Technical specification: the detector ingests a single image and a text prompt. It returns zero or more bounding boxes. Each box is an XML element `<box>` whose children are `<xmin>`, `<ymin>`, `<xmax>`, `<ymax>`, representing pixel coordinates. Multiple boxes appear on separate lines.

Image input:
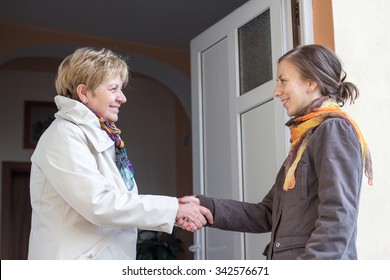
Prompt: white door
<box><xmin>190</xmin><ymin>0</ymin><xmax>293</xmax><ymax>259</ymax></box>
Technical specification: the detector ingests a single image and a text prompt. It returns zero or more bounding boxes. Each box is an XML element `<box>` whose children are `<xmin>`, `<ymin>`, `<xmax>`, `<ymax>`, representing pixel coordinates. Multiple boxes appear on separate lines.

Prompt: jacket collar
<box><xmin>54</xmin><ymin>95</ymin><xmax>113</xmax><ymax>152</ymax></box>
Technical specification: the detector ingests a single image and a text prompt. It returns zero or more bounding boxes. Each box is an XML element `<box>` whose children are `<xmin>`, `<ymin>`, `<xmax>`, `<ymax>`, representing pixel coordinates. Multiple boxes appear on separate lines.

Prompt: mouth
<box><xmin>110</xmin><ymin>106</ymin><xmax>120</xmax><ymax>113</ymax></box>
<box><xmin>281</xmin><ymin>98</ymin><xmax>289</xmax><ymax>107</ymax></box>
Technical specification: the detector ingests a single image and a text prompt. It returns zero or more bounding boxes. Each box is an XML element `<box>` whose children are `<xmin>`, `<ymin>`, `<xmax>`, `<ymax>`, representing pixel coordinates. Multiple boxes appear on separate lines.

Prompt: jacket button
<box><xmin>275</xmin><ymin>242</ymin><xmax>280</xmax><ymax>247</ymax></box>
<box><xmin>88</xmin><ymin>253</ymin><xmax>93</xmax><ymax>259</ymax></box>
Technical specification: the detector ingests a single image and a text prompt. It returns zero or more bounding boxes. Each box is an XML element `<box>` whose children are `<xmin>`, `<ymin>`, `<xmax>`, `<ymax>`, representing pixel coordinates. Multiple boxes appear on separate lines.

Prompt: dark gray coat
<box><xmin>198</xmin><ymin>118</ymin><xmax>363</xmax><ymax>259</ymax></box>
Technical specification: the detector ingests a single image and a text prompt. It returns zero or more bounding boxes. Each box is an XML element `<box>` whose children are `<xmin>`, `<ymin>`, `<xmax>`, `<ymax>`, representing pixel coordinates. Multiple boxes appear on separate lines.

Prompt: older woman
<box><xmin>28</xmin><ymin>47</ymin><xmax>212</xmax><ymax>260</ymax></box>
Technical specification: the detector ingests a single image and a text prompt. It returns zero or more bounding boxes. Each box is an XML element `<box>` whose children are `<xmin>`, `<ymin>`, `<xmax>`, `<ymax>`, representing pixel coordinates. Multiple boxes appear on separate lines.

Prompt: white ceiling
<box><xmin>1</xmin><ymin>0</ymin><xmax>249</xmax><ymax>50</ymax></box>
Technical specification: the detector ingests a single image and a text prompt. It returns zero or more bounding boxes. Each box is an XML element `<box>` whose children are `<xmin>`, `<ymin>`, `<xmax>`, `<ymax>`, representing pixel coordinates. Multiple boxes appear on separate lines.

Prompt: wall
<box><xmin>332</xmin><ymin>0</ymin><xmax>390</xmax><ymax>259</ymax></box>
<box><xmin>0</xmin><ymin>23</ymin><xmax>190</xmax><ymax>77</ymax></box>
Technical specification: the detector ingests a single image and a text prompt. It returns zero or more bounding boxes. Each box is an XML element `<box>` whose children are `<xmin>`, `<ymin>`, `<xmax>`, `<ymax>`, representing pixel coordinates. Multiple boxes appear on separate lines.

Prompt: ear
<box><xmin>307</xmin><ymin>80</ymin><xmax>318</xmax><ymax>93</ymax></box>
<box><xmin>76</xmin><ymin>84</ymin><xmax>88</xmax><ymax>104</ymax></box>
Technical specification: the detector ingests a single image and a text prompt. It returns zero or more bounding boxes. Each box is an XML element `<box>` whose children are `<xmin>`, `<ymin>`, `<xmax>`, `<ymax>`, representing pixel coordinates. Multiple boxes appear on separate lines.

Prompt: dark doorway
<box><xmin>1</xmin><ymin>161</ymin><xmax>31</xmax><ymax>259</ymax></box>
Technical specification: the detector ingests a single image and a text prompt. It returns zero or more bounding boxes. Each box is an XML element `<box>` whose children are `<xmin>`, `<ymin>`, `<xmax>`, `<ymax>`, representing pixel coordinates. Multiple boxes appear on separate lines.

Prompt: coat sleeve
<box><xmin>298</xmin><ymin>118</ymin><xmax>363</xmax><ymax>259</ymax></box>
<box><xmin>197</xmin><ymin>186</ymin><xmax>273</xmax><ymax>233</ymax></box>
<box><xmin>31</xmin><ymin>121</ymin><xmax>178</xmax><ymax>233</ymax></box>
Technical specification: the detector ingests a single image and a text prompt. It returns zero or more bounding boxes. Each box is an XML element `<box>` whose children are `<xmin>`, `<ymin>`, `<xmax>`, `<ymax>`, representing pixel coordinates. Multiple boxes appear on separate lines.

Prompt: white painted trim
<box><xmin>299</xmin><ymin>0</ymin><xmax>314</xmax><ymax>45</ymax></box>
<box><xmin>189</xmin><ymin>46</ymin><xmax>205</xmax><ymax>260</ymax></box>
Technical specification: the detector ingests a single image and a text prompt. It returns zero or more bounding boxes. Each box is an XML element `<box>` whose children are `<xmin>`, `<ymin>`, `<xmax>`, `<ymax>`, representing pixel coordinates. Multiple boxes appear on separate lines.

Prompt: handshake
<box><xmin>175</xmin><ymin>196</ymin><xmax>214</xmax><ymax>232</ymax></box>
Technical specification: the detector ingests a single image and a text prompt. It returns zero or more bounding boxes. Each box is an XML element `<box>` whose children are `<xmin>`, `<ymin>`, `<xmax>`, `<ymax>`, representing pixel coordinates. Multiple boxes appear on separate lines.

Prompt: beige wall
<box><xmin>312</xmin><ymin>0</ymin><xmax>390</xmax><ymax>259</ymax></box>
<box><xmin>0</xmin><ymin>22</ymin><xmax>190</xmax><ymax>76</ymax></box>
<box><xmin>332</xmin><ymin>0</ymin><xmax>390</xmax><ymax>259</ymax></box>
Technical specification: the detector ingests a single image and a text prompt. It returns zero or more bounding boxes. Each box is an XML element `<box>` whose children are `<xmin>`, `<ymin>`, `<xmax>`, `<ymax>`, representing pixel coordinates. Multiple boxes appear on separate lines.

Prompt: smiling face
<box><xmin>77</xmin><ymin>75</ymin><xmax>126</xmax><ymax>123</ymax></box>
<box><xmin>274</xmin><ymin>60</ymin><xmax>321</xmax><ymax>117</ymax></box>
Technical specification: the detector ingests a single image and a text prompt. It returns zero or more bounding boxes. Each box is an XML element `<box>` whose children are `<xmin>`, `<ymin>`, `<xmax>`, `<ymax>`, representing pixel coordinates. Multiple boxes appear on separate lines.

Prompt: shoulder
<box><xmin>49</xmin><ymin>118</ymin><xmax>86</xmax><ymax>139</ymax></box>
<box><xmin>37</xmin><ymin>119</ymin><xmax>88</xmax><ymax>151</ymax></box>
<box><xmin>317</xmin><ymin>117</ymin><xmax>353</xmax><ymax>131</ymax></box>
<box><xmin>32</xmin><ymin>119</ymin><xmax>89</xmax><ymax>164</ymax></box>
<box><xmin>308</xmin><ymin>117</ymin><xmax>361</xmax><ymax>159</ymax></box>
<box><xmin>312</xmin><ymin>118</ymin><xmax>358</xmax><ymax>143</ymax></box>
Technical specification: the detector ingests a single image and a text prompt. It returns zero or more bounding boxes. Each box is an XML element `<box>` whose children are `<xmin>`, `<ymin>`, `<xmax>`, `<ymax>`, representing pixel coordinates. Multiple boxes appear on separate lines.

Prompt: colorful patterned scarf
<box><xmin>283</xmin><ymin>96</ymin><xmax>373</xmax><ymax>191</ymax></box>
<box><xmin>96</xmin><ymin>115</ymin><xmax>135</xmax><ymax>191</ymax></box>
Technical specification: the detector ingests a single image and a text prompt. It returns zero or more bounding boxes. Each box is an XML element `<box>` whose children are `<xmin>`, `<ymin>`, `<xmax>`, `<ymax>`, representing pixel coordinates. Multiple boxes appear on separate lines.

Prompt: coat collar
<box><xmin>54</xmin><ymin>95</ymin><xmax>113</xmax><ymax>152</ymax></box>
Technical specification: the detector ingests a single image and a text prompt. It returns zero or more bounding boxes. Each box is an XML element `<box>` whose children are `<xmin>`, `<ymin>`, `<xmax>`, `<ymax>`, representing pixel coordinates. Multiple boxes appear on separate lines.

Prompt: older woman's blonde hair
<box><xmin>55</xmin><ymin>47</ymin><xmax>129</xmax><ymax>100</ymax></box>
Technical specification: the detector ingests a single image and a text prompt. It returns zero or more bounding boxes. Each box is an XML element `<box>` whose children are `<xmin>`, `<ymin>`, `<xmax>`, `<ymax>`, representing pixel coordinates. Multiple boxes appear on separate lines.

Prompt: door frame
<box><xmin>1</xmin><ymin>161</ymin><xmax>32</xmax><ymax>259</ymax></box>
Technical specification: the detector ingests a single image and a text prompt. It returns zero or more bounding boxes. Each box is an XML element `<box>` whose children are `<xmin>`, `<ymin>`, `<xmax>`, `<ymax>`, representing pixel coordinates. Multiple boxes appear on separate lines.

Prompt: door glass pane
<box><xmin>238</xmin><ymin>9</ymin><xmax>272</xmax><ymax>95</ymax></box>
<box><xmin>241</xmin><ymin>100</ymin><xmax>276</xmax><ymax>259</ymax></box>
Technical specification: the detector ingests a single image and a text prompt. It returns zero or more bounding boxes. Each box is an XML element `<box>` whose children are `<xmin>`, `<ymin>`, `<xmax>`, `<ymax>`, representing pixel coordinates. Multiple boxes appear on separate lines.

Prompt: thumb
<box><xmin>200</xmin><ymin>206</ymin><xmax>214</xmax><ymax>225</ymax></box>
<box><xmin>179</xmin><ymin>195</ymin><xmax>199</xmax><ymax>204</ymax></box>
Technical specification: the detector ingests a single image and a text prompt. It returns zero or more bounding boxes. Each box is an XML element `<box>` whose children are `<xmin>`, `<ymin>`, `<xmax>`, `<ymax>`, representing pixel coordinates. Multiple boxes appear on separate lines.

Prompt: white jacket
<box><xmin>28</xmin><ymin>96</ymin><xmax>179</xmax><ymax>260</ymax></box>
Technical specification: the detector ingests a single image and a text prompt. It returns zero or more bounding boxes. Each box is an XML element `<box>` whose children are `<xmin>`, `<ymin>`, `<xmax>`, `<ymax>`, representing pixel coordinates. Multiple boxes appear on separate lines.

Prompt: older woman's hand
<box><xmin>175</xmin><ymin>200</ymin><xmax>213</xmax><ymax>232</ymax></box>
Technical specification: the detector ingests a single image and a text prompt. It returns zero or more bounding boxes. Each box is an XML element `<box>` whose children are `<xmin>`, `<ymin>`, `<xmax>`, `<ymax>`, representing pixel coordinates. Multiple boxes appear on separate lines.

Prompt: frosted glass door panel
<box><xmin>241</xmin><ymin>99</ymin><xmax>277</xmax><ymax>259</ymax></box>
<box><xmin>201</xmin><ymin>38</ymin><xmax>240</xmax><ymax>259</ymax></box>
<box><xmin>238</xmin><ymin>9</ymin><xmax>272</xmax><ymax>95</ymax></box>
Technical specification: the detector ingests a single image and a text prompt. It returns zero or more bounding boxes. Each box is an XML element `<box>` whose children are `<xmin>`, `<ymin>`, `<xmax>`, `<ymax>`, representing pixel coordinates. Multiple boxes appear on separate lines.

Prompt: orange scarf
<box><xmin>283</xmin><ymin>97</ymin><xmax>373</xmax><ymax>191</ymax></box>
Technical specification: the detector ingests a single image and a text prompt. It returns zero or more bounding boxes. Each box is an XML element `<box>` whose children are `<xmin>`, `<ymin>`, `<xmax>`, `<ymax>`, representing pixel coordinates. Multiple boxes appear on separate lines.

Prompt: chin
<box><xmin>104</xmin><ymin>113</ymin><xmax>117</xmax><ymax>122</ymax></box>
<box><xmin>286</xmin><ymin>107</ymin><xmax>299</xmax><ymax>117</ymax></box>
<box><xmin>107</xmin><ymin>119</ymin><xmax>118</xmax><ymax>124</ymax></box>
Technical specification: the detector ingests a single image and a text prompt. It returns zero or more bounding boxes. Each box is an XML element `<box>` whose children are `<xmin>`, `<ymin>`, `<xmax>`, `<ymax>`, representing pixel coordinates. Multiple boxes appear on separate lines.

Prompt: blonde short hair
<box><xmin>55</xmin><ymin>47</ymin><xmax>129</xmax><ymax>100</ymax></box>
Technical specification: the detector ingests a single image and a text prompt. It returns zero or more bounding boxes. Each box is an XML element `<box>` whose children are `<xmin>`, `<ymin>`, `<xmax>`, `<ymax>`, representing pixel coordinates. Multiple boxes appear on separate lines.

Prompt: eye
<box><xmin>109</xmin><ymin>86</ymin><xmax>118</xmax><ymax>93</ymax></box>
<box><xmin>276</xmin><ymin>78</ymin><xmax>286</xmax><ymax>85</ymax></box>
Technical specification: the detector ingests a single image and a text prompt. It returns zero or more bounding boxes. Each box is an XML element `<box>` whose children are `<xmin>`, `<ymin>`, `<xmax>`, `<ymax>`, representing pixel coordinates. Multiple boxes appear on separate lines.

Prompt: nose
<box><xmin>116</xmin><ymin>90</ymin><xmax>127</xmax><ymax>103</ymax></box>
<box><xmin>273</xmin><ymin>82</ymin><xmax>282</xmax><ymax>98</ymax></box>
